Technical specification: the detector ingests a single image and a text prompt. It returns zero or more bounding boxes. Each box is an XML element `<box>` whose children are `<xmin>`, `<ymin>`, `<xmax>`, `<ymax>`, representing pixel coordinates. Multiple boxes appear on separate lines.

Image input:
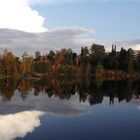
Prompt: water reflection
<box><xmin>0</xmin><ymin>93</ymin><xmax>89</xmax><ymax>117</ymax></box>
<box><xmin>0</xmin><ymin>78</ymin><xmax>140</xmax><ymax>106</ymax></box>
<box><xmin>0</xmin><ymin>78</ymin><xmax>140</xmax><ymax>140</ymax></box>
<box><xmin>0</xmin><ymin>111</ymin><xmax>44</xmax><ymax>140</ymax></box>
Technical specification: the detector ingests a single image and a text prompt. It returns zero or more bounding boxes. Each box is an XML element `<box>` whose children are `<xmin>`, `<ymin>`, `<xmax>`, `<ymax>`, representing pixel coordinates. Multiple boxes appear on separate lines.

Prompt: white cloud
<box><xmin>0</xmin><ymin>111</ymin><xmax>44</xmax><ymax>140</ymax></box>
<box><xmin>0</xmin><ymin>27</ymin><xmax>95</xmax><ymax>55</ymax></box>
<box><xmin>0</xmin><ymin>0</ymin><xmax>47</xmax><ymax>33</ymax></box>
<box><xmin>28</xmin><ymin>0</ymin><xmax>84</xmax><ymax>5</ymax></box>
<box><xmin>27</xmin><ymin>0</ymin><xmax>115</xmax><ymax>5</ymax></box>
<box><xmin>133</xmin><ymin>44</ymin><xmax>140</xmax><ymax>50</ymax></box>
<box><xmin>114</xmin><ymin>39</ymin><xmax>140</xmax><ymax>50</ymax></box>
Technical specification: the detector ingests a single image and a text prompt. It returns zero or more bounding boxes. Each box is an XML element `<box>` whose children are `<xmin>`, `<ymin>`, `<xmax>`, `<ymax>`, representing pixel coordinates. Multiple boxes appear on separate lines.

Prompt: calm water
<box><xmin>0</xmin><ymin>78</ymin><xmax>140</xmax><ymax>140</ymax></box>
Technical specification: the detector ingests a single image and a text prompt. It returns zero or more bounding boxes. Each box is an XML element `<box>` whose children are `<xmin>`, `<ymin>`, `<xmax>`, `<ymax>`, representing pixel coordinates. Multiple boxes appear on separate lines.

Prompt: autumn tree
<box><xmin>33</xmin><ymin>62</ymin><xmax>50</xmax><ymax>73</ymax></box>
<box><xmin>2</xmin><ymin>51</ymin><xmax>17</xmax><ymax>75</ymax></box>
<box><xmin>0</xmin><ymin>62</ymin><xmax>5</xmax><ymax>75</ymax></box>
<box><xmin>62</xmin><ymin>49</ymin><xmax>73</xmax><ymax>65</ymax></box>
<box><xmin>19</xmin><ymin>52</ymin><xmax>33</xmax><ymax>75</ymax></box>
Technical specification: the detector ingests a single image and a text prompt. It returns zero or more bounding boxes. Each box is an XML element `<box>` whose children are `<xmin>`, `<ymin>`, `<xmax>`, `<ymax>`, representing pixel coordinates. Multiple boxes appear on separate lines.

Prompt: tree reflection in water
<box><xmin>0</xmin><ymin>77</ymin><xmax>140</xmax><ymax>106</ymax></box>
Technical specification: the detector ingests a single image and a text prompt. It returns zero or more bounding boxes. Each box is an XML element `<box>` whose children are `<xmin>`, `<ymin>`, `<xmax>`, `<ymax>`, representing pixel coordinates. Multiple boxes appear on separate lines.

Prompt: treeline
<box><xmin>0</xmin><ymin>43</ymin><xmax>140</xmax><ymax>78</ymax></box>
<box><xmin>81</xmin><ymin>44</ymin><xmax>140</xmax><ymax>72</ymax></box>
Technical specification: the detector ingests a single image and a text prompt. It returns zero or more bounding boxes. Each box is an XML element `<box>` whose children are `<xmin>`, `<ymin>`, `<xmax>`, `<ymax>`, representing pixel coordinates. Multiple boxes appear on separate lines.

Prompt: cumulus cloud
<box><xmin>0</xmin><ymin>27</ymin><xmax>95</xmax><ymax>55</ymax></box>
<box><xmin>0</xmin><ymin>111</ymin><xmax>44</xmax><ymax>140</ymax></box>
<box><xmin>0</xmin><ymin>0</ymin><xmax>46</xmax><ymax>33</ymax></box>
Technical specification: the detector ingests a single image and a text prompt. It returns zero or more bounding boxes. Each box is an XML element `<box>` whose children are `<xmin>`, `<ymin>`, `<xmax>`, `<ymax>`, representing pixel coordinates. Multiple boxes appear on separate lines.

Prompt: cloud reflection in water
<box><xmin>0</xmin><ymin>111</ymin><xmax>44</xmax><ymax>140</ymax></box>
<box><xmin>0</xmin><ymin>93</ymin><xmax>90</xmax><ymax>117</ymax></box>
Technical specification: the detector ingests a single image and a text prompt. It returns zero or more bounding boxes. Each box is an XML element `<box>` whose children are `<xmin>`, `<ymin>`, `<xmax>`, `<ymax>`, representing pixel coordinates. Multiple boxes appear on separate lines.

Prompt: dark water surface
<box><xmin>0</xmin><ymin>79</ymin><xmax>140</xmax><ymax>140</ymax></box>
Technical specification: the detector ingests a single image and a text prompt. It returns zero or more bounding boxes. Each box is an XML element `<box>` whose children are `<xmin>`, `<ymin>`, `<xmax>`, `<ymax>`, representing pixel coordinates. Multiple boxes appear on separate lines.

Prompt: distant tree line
<box><xmin>0</xmin><ymin>43</ymin><xmax>140</xmax><ymax>78</ymax></box>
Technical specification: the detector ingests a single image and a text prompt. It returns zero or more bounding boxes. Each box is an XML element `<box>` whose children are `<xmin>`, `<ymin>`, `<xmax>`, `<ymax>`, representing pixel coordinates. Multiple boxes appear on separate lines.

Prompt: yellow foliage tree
<box><xmin>2</xmin><ymin>51</ymin><xmax>17</xmax><ymax>75</ymax></box>
<box><xmin>20</xmin><ymin>52</ymin><xmax>33</xmax><ymax>74</ymax></box>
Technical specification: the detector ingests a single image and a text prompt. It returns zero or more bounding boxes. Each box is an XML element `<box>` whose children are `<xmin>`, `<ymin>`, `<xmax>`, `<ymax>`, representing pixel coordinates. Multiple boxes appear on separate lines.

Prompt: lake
<box><xmin>0</xmin><ymin>78</ymin><xmax>140</xmax><ymax>140</ymax></box>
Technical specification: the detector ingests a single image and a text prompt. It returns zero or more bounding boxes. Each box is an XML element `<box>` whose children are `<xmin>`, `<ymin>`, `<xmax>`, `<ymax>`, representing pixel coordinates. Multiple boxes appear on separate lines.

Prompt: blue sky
<box><xmin>31</xmin><ymin>0</ymin><xmax>140</xmax><ymax>41</ymax></box>
<box><xmin>0</xmin><ymin>0</ymin><xmax>140</xmax><ymax>54</ymax></box>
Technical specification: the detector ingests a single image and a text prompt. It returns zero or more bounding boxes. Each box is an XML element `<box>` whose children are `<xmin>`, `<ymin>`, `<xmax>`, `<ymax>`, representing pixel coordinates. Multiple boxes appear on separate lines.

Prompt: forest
<box><xmin>0</xmin><ymin>43</ymin><xmax>140</xmax><ymax>79</ymax></box>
